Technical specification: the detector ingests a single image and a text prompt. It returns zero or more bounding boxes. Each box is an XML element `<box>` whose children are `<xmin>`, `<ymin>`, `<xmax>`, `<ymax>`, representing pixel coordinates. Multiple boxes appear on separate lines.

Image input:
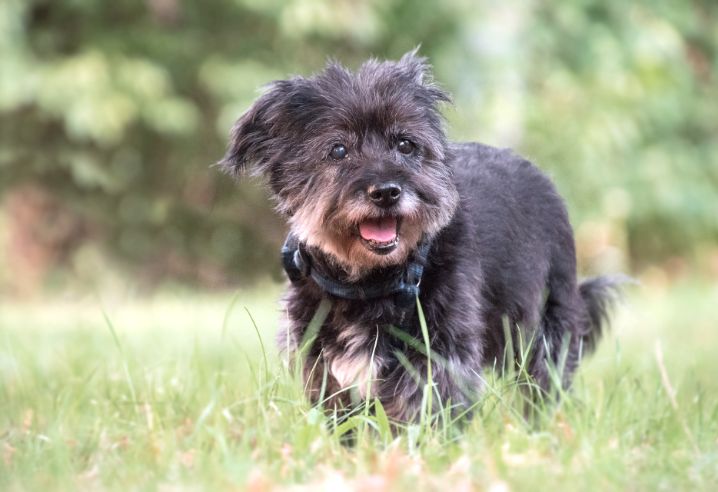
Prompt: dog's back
<box><xmin>442</xmin><ymin>142</ymin><xmax>621</xmax><ymax>389</ymax></box>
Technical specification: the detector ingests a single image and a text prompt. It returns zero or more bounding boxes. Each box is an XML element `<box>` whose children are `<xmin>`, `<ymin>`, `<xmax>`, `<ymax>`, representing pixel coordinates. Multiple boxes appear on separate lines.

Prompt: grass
<box><xmin>1</xmin><ymin>279</ymin><xmax>717</xmax><ymax>490</ymax></box>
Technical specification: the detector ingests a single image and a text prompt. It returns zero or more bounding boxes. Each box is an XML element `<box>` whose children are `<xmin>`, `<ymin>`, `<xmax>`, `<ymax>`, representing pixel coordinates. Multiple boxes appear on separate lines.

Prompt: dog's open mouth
<box><xmin>358</xmin><ymin>216</ymin><xmax>400</xmax><ymax>255</ymax></box>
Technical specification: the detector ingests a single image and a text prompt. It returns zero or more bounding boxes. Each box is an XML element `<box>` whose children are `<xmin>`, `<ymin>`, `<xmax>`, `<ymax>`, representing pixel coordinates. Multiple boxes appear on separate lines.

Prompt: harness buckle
<box><xmin>281</xmin><ymin>244</ymin><xmax>303</xmax><ymax>283</ymax></box>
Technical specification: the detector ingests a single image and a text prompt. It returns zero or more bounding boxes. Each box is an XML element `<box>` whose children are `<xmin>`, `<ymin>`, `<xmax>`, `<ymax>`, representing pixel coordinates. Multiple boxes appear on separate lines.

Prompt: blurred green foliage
<box><xmin>0</xmin><ymin>0</ymin><xmax>716</xmax><ymax>287</ymax></box>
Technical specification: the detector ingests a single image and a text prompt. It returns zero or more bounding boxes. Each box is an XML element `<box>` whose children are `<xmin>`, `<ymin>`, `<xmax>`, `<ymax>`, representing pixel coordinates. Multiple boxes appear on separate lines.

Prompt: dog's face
<box><xmin>220</xmin><ymin>52</ymin><xmax>459</xmax><ymax>278</ymax></box>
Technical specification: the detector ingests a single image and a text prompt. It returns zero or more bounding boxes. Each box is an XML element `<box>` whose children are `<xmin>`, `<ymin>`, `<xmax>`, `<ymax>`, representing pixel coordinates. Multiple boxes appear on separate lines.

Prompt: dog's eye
<box><xmin>397</xmin><ymin>139</ymin><xmax>415</xmax><ymax>155</ymax></box>
<box><xmin>330</xmin><ymin>144</ymin><xmax>347</xmax><ymax>160</ymax></box>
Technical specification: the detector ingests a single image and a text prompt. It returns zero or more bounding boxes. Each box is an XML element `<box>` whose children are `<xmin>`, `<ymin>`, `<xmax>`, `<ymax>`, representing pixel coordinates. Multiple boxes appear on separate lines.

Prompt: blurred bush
<box><xmin>0</xmin><ymin>0</ymin><xmax>716</xmax><ymax>292</ymax></box>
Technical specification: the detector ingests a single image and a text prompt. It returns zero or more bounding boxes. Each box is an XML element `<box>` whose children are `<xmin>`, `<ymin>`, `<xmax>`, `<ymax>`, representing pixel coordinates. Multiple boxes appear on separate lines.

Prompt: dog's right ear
<box><xmin>218</xmin><ymin>82</ymin><xmax>290</xmax><ymax>178</ymax></box>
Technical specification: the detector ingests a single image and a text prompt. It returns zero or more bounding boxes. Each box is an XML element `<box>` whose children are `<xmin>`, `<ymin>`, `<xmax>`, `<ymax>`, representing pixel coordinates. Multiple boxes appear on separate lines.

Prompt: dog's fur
<box><xmin>220</xmin><ymin>51</ymin><xmax>620</xmax><ymax>422</ymax></box>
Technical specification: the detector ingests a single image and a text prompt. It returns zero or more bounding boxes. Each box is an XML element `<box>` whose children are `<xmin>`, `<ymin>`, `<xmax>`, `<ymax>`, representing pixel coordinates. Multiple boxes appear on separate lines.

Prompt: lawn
<box><xmin>1</xmin><ymin>279</ymin><xmax>717</xmax><ymax>490</ymax></box>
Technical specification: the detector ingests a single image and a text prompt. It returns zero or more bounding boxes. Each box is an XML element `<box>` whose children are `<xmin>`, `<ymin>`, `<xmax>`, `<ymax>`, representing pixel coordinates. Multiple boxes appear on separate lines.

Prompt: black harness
<box><xmin>281</xmin><ymin>233</ymin><xmax>431</xmax><ymax>319</ymax></box>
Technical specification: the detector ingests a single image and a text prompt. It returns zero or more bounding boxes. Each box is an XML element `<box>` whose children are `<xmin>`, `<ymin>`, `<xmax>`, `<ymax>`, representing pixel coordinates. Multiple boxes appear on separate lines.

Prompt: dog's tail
<box><xmin>578</xmin><ymin>275</ymin><xmax>629</xmax><ymax>354</ymax></box>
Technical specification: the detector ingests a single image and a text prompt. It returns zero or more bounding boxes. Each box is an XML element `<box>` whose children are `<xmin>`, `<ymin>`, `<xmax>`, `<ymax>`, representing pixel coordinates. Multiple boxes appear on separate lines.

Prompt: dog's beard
<box><xmin>288</xmin><ymin>193</ymin><xmax>428</xmax><ymax>281</ymax></box>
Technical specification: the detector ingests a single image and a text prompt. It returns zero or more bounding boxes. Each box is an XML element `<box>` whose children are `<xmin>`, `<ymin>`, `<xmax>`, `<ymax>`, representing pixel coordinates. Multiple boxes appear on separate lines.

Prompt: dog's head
<box><xmin>220</xmin><ymin>51</ymin><xmax>459</xmax><ymax>278</ymax></box>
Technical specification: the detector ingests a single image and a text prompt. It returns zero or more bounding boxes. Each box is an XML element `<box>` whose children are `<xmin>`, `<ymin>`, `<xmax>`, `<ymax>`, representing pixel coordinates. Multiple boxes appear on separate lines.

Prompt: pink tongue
<box><xmin>359</xmin><ymin>217</ymin><xmax>398</xmax><ymax>242</ymax></box>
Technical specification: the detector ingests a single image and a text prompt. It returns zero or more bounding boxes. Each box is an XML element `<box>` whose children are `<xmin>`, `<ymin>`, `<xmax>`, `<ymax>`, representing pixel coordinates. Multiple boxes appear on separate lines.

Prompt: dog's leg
<box><xmin>528</xmin><ymin>273</ymin><xmax>623</xmax><ymax>403</ymax></box>
<box><xmin>379</xmin><ymin>350</ymin><xmax>483</xmax><ymax>422</ymax></box>
<box><xmin>525</xmin><ymin>263</ymin><xmax>587</xmax><ymax>406</ymax></box>
<box><xmin>527</xmin><ymin>301</ymin><xmax>582</xmax><ymax>397</ymax></box>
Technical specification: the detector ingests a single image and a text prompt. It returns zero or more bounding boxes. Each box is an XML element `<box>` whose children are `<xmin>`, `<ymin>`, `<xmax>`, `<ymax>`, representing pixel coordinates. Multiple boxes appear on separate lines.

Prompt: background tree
<box><xmin>1</xmin><ymin>0</ymin><xmax>716</xmax><ymax>292</ymax></box>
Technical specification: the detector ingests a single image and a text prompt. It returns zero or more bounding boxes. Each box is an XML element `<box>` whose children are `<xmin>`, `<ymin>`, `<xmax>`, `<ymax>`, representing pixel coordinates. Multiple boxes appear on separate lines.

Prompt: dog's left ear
<box><xmin>218</xmin><ymin>80</ymin><xmax>294</xmax><ymax>178</ymax></box>
<box><xmin>398</xmin><ymin>49</ymin><xmax>451</xmax><ymax>103</ymax></box>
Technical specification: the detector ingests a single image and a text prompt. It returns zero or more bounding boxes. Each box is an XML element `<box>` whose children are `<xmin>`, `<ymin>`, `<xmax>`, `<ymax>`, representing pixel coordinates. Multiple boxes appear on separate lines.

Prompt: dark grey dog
<box><xmin>220</xmin><ymin>51</ymin><xmax>620</xmax><ymax>422</ymax></box>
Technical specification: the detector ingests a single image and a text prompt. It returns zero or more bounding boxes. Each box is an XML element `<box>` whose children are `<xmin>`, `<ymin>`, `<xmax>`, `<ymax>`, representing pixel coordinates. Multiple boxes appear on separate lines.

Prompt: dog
<box><xmin>219</xmin><ymin>51</ymin><xmax>621</xmax><ymax>422</ymax></box>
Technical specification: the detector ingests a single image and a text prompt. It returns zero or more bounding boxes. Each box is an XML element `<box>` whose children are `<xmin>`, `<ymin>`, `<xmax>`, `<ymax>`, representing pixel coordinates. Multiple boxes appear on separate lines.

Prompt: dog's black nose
<box><xmin>368</xmin><ymin>183</ymin><xmax>402</xmax><ymax>208</ymax></box>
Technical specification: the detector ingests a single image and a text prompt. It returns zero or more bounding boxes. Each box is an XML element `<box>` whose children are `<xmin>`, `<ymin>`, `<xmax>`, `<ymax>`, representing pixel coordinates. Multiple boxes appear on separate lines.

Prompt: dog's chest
<box><xmin>325</xmin><ymin>322</ymin><xmax>383</xmax><ymax>397</ymax></box>
<box><xmin>329</xmin><ymin>353</ymin><xmax>376</xmax><ymax>397</ymax></box>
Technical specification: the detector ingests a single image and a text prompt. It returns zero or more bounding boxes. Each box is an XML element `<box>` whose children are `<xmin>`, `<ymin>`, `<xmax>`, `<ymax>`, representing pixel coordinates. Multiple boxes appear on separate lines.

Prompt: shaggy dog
<box><xmin>220</xmin><ymin>51</ymin><xmax>620</xmax><ymax>422</ymax></box>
